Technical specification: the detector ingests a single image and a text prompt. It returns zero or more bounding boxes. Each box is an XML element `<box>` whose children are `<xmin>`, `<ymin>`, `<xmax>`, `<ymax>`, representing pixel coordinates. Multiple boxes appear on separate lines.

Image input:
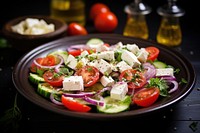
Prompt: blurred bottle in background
<box><xmin>156</xmin><ymin>0</ymin><xmax>185</xmax><ymax>47</ymax></box>
<box><xmin>50</xmin><ymin>0</ymin><xmax>85</xmax><ymax>26</ymax></box>
<box><xmin>123</xmin><ymin>0</ymin><xmax>151</xmax><ymax>40</ymax></box>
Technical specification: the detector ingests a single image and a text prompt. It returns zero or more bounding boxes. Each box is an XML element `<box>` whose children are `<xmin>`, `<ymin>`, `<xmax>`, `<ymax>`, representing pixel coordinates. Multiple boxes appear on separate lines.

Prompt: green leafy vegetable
<box><xmin>147</xmin><ymin>78</ymin><xmax>169</xmax><ymax>97</ymax></box>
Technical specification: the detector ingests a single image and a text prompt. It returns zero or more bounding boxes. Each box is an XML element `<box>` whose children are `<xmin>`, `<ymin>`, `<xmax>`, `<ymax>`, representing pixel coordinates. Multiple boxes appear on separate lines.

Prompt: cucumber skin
<box><xmin>29</xmin><ymin>73</ymin><xmax>45</xmax><ymax>85</ymax></box>
<box><xmin>97</xmin><ymin>95</ymin><xmax>132</xmax><ymax>113</ymax></box>
<box><xmin>153</xmin><ymin>61</ymin><xmax>167</xmax><ymax>68</ymax></box>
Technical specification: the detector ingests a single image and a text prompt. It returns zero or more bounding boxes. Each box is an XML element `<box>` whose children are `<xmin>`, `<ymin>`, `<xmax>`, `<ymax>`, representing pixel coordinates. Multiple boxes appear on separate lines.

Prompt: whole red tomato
<box><xmin>89</xmin><ymin>3</ymin><xmax>110</xmax><ymax>21</ymax></box>
<box><xmin>67</xmin><ymin>23</ymin><xmax>88</xmax><ymax>36</ymax></box>
<box><xmin>94</xmin><ymin>12</ymin><xmax>118</xmax><ymax>33</ymax></box>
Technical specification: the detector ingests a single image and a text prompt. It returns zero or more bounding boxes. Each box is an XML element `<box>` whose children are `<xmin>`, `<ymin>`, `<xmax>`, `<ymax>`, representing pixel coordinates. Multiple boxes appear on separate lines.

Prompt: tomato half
<box><xmin>94</xmin><ymin>11</ymin><xmax>118</xmax><ymax>33</ymax></box>
<box><xmin>145</xmin><ymin>46</ymin><xmax>160</xmax><ymax>61</ymax></box>
<box><xmin>61</xmin><ymin>95</ymin><xmax>91</xmax><ymax>112</ymax></box>
<box><xmin>68</xmin><ymin>49</ymin><xmax>96</xmax><ymax>57</ymax></box>
<box><xmin>43</xmin><ymin>70</ymin><xmax>64</xmax><ymax>87</ymax></box>
<box><xmin>74</xmin><ymin>65</ymin><xmax>100</xmax><ymax>87</ymax></box>
<box><xmin>119</xmin><ymin>69</ymin><xmax>146</xmax><ymax>90</ymax></box>
<box><xmin>89</xmin><ymin>3</ymin><xmax>110</xmax><ymax>20</ymax></box>
<box><xmin>67</xmin><ymin>22</ymin><xmax>88</xmax><ymax>36</ymax></box>
<box><xmin>133</xmin><ymin>87</ymin><xmax>160</xmax><ymax>107</ymax></box>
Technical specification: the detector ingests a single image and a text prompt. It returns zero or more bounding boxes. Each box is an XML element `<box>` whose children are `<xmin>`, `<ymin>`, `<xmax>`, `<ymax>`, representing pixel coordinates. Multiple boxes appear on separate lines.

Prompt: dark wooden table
<box><xmin>0</xmin><ymin>0</ymin><xmax>200</xmax><ymax>133</ymax></box>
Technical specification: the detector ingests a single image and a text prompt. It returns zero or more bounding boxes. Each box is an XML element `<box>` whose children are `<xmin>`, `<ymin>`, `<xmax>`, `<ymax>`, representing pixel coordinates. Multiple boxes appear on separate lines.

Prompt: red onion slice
<box><xmin>50</xmin><ymin>93</ymin><xmax>63</xmax><ymax>106</ymax></box>
<box><xmin>67</xmin><ymin>44</ymin><xmax>89</xmax><ymax>52</ymax></box>
<box><xmin>63</xmin><ymin>92</ymin><xmax>95</xmax><ymax>98</ymax></box>
<box><xmin>166</xmin><ymin>80</ymin><xmax>179</xmax><ymax>93</ymax></box>
<box><xmin>142</xmin><ymin>62</ymin><xmax>156</xmax><ymax>80</ymax></box>
<box><xmin>83</xmin><ymin>96</ymin><xmax>104</xmax><ymax>106</ymax></box>
<box><xmin>33</xmin><ymin>55</ymin><xmax>64</xmax><ymax>69</ymax></box>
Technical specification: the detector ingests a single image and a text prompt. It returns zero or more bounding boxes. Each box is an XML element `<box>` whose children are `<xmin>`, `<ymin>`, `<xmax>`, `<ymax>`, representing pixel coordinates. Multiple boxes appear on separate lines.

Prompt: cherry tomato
<box><xmin>67</xmin><ymin>22</ymin><xmax>88</xmax><ymax>36</ymax></box>
<box><xmin>119</xmin><ymin>69</ymin><xmax>147</xmax><ymax>90</ymax></box>
<box><xmin>61</xmin><ymin>95</ymin><xmax>91</xmax><ymax>112</ymax></box>
<box><xmin>89</xmin><ymin>3</ymin><xmax>110</xmax><ymax>21</ymax></box>
<box><xmin>133</xmin><ymin>87</ymin><xmax>160</xmax><ymax>107</ymax></box>
<box><xmin>145</xmin><ymin>46</ymin><xmax>160</xmax><ymax>61</ymax></box>
<box><xmin>30</xmin><ymin>55</ymin><xmax>56</xmax><ymax>73</ymax></box>
<box><xmin>68</xmin><ymin>49</ymin><xmax>96</xmax><ymax>57</ymax></box>
<box><xmin>94</xmin><ymin>11</ymin><xmax>118</xmax><ymax>33</ymax></box>
<box><xmin>43</xmin><ymin>70</ymin><xmax>64</xmax><ymax>87</ymax></box>
<box><xmin>30</xmin><ymin>58</ymin><xmax>43</xmax><ymax>73</ymax></box>
<box><xmin>74</xmin><ymin>65</ymin><xmax>100</xmax><ymax>87</ymax></box>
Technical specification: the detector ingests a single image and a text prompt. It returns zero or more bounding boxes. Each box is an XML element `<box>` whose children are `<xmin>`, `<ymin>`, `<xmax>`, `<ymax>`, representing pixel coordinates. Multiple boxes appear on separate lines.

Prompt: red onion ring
<box><xmin>50</xmin><ymin>93</ymin><xmax>63</xmax><ymax>106</ymax></box>
<box><xmin>142</xmin><ymin>62</ymin><xmax>156</xmax><ymax>80</ymax></box>
<box><xmin>167</xmin><ymin>80</ymin><xmax>179</xmax><ymax>93</ymax></box>
<box><xmin>83</xmin><ymin>96</ymin><xmax>104</xmax><ymax>106</ymax></box>
<box><xmin>67</xmin><ymin>44</ymin><xmax>89</xmax><ymax>52</ymax></box>
<box><xmin>63</xmin><ymin>92</ymin><xmax>95</xmax><ymax>98</ymax></box>
<box><xmin>33</xmin><ymin>55</ymin><xmax>64</xmax><ymax>69</ymax></box>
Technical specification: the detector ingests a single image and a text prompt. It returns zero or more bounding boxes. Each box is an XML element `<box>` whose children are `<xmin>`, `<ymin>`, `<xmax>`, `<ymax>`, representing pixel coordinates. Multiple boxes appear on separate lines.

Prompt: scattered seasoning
<box><xmin>197</xmin><ymin>88</ymin><xmax>200</xmax><ymax>91</ymax></box>
<box><xmin>0</xmin><ymin>68</ymin><xmax>2</xmax><ymax>71</ymax></box>
<box><xmin>189</xmin><ymin>121</ymin><xmax>198</xmax><ymax>132</ymax></box>
<box><xmin>173</xmin><ymin>127</ymin><xmax>177</xmax><ymax>131</ymax></box>
<box><xmin>190</xmin><ymin>51</ymin><xmax>194</xmax><ymax>55</ymax></box>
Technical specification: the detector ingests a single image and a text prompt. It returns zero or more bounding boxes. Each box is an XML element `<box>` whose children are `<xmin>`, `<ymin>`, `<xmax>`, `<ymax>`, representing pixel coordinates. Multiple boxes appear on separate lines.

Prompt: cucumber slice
<box><xmin>153</xmin><ymin>61</ymin><xmax>167</xmax><ymax>68</ymax></box>
<box><xmin>29</xmin><ymin>73</ymin><xmax>45</xmax><ymax>84</ymax></box>
<box><xmin>86</xmin><ymin>38</ymin><xmax>104</xmax><ymax>45</ymax></box>
<box><xmin>37</xmin><ymin>83</ymin><xmax>62</xmax><ymax>98</ymax></box>
<box><xmin>97</xmin><ymin>95</ymin><xmax>131</xmax><ymax>113</ymax></box>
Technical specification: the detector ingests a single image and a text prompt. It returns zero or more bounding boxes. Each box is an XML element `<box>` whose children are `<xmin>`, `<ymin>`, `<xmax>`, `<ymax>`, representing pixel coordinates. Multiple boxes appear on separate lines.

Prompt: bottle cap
<box><xmin>157</xmin><ymin>0</ymin><xmax>185</xmax><ymax>17</ymax></box>
<box><xmin>125</xmin><ymin>0</ymin><xmax>152</xmax><ymax>15</ymax></box>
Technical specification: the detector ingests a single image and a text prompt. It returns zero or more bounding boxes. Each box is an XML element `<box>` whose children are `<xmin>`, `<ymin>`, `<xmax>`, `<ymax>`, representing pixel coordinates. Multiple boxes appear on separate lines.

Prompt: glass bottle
<box><xmin>123</xmin><ymin>0</ymin><xmax>151</xmax><ymax>40</ymax></box>
<box><xmin>156</xmin><ymin>0</ymin><xmax>185</xmax><ymax>46</ymax></box>
<box><xmin>50</xmin><ymin>0</ymin><xmax>85</xmax><ymax>26</ymax></box>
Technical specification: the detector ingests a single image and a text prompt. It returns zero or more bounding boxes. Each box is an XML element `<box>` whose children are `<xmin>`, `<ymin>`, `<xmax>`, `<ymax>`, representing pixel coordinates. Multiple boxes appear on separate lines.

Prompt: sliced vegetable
<box><xmin>145</xmin><ymin>46</ymin><xmax>160</xmax><ymax>61</ymax></box>
<box><xmin>119</xmin><ymin>69</ymin><xmax>147</xmax><ymax>90</ymax></box>
<box><xmin>74</xmin><ymin>65</ymin><xmax>100</xmax><ymax>87</ymax></box>
<box><xmin>153</xmin><ymin>60</ymin><xmax>167</xmax><ymax>68</ymax></box>
<box><xmin>29</xmin><ymin>73</ymin><xmax>45</xmax><ymax>84</ymax></box>
<box><xmin>97</xmin><ymin>95</ymin><xmax>131</xmax><ymax>113</ymax></box>
<box><xmin>61</xmin><ymin>95</ymin><xmax>91</xmax><ymax>112</ymax></box>
<box><xmin>37</xmin><ymin>83</ymin><xmax>60</xmax><ymax>98</ymax></box>
<box><xmin>132</xmin><ymin>87</ymin><xmax>160</xmax><ymax>107</ymax></box>
<box><xmin>43</xmin><ymin>70</ymin><xmax>64</xmax><ymax>87</ymax></box>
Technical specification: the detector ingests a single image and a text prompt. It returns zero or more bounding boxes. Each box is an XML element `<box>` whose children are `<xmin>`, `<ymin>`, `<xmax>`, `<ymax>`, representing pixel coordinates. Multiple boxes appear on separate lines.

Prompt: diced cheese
<box><xmin>66</xmin><ymin>54</ymin><xmax>77</xmax><ymax>70</ymax></box>
<box><xmin>116</xmin><ymin>61</ymin><xmax>132</xmax><ymax>72</ymax></box>
<box><xmin>121</xmin><ymin>50</ymin><xmax>141</xmax><ymax>67</ymax></box>
<box><xmin>156</xmin><ymin>68</ymin><xmax>174</xmax><ymax>77</ymax></box>
<box><xmin>110</xmin><ymin>82</ymin><xmax>128</xmax><ymax>100</ymax></box>
<box><xmin>137</xmin><ymin>48</ymin><xmax>149</xmax><ymax>63</ymax></box>
<box><xmin>62</xmin><ymin>76</ymin><xmax>84</xmax><ymax>91</ymax></box>
<box><xmin>96</xmin><ymin>59</ymin><xmax>112</xmax><ymax>75</ymax></box>
<box><xmin>80</xmin><ymin>50</ymin><xmax>89</xmax><ymax>57</ymax></box>
<box><xmin>97</xmin><ymin>51</ymin><xmax>115</xmax><ymax>61</ymax></box>
<box><xmin>126</xmin><ymin>44</ymin><xmax>140</xmax><ymax>54</ymax></box>
<box><xmin>100</xmin><ymin>76</ymin><xmax>115</xmax><ymax>87</ymax></box>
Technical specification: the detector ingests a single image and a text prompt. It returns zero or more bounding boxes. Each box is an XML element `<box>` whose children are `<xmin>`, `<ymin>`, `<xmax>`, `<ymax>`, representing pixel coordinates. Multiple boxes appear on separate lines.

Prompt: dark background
<box><xmin>0</xmin><ymin>0</ymin><xmax>199</xmax><ymax>39</ymax></box>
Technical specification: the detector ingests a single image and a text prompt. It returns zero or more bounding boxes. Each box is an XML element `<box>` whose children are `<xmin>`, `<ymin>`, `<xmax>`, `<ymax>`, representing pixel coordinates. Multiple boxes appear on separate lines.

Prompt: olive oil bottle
<box><xmin>50</xmin><ymin>0</ymin><xmax>85</xmax><ymax>26</ymax></box>
<box><xmin>123</xmin><ymin>0</ymin><xmax>151</xmax><ymax>40</ymax></box>
<box><xmin>156</xmin><ymin>0</ymin><xmax>185</xmax><ymax>46</ymax></box>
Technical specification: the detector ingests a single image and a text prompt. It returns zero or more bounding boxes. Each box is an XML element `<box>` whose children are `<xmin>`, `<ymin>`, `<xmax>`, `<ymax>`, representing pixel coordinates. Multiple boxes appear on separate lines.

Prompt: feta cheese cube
<box><xmin>137</xmin><ymin>48</ymin><xmax>149</xmax><ymax>63</ymax></box>
<box><xmin>121</xmin><ymin>50</ymin><xmax>141</xmax><ymax>67</ymax></box>
<box><xmin>76</xmin><ymin>58</ymin><xmax>89</xmax><ymax>69</ymax></box>
<box><xmin>96</xmin><ymin>59</ymin><xmax>112</xmax><ymax>75</ymax></box>
<box><xmin>116</xmin><ymin>61</ymin><xmax>132</xmax><ymax>72</ymax></box>
<box><xmin>97</xmin><ymin>51</ymin><xmax>115</xmax><ymax>61</ymax></box>
<box><xmin>62</xmin><ymin>76</ymin><xmax>84</xmax><ymax>91</ymax></box>
<box><xmin>100</xmin><ymin>76</ymin><xmax>115</xmax><ymax>87</ymax></box>
<box><xmin>80</xmin><ymin>50</ymin><xmax>89</xmax><ymax>57</ymax></box>
<box><xmin>156</xmin><ymin>68</ymin><xmax>174</xmax><ymax>77</ymax></box>
<box><xmin>66</xmin><ymin>54</ymin><xmax>77</xmax><ymax>70</ymax></box>
<box><xmin>110</xmin><ymin>82</ymin><xmax>128</xmax><ymax>100</ymax></box>
<box><xmin>126</xmin><ymin>44</ymin><xmax>140</xmax><ymax>54</ymax></box>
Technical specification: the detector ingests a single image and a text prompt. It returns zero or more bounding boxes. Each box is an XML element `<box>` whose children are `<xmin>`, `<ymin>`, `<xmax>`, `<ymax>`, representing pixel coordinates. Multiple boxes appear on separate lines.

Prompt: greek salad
<box><xmin>28</xmin><ymin>38</ymin><xmax>180</xmax><ymax>113</ymax></box>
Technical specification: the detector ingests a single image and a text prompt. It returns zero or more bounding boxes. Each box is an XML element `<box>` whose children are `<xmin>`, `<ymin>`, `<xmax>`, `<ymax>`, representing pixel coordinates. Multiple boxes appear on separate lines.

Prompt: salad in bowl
<box><xmin>28</xmin><ymin>38</ymin><xmax>181</xmax><ymax>113</ymax></box>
